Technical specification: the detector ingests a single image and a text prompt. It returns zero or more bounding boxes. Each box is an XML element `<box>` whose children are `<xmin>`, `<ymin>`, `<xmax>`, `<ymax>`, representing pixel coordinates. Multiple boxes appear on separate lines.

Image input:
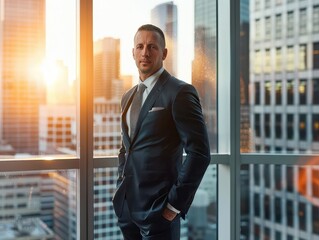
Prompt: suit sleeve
<box><xmin>117</xmin><ymin>97</ymin><xmax>127</xmax><ymax>186</ymax></box>
<box><xmin>168</xmin><ymin>84</ymin><xmax>211</xmax><ymax>217</ymax></box>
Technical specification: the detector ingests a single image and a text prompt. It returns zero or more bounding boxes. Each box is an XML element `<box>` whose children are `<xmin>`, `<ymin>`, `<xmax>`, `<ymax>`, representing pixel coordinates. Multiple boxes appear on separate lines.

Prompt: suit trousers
<box><xmin>117</xmin><ymin>198</ymin><xmax>181</xmax><ymax>240</ymax></box>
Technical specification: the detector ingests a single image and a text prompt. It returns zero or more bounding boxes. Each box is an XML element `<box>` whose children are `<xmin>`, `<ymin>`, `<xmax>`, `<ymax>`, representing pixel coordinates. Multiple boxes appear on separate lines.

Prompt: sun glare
<box><xmin>41</xmin><ymin>58</ymin><xmax>60</xmax><ymax>85</ymax></box>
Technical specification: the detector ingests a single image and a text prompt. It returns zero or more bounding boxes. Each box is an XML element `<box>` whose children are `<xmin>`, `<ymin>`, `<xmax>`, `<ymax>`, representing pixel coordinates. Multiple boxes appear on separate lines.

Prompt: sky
<box><xmin>46</xmin><ymin>0</ymin><xmax>194</xmax><ymax>84</ymax></box>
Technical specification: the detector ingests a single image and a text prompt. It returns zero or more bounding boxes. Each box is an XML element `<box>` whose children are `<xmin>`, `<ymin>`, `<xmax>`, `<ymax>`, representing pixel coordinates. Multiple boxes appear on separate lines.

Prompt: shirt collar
<box><xmin>139</xmin><ymin>67</ymin><xmax>164</xmax><ymax>89</ymax></box>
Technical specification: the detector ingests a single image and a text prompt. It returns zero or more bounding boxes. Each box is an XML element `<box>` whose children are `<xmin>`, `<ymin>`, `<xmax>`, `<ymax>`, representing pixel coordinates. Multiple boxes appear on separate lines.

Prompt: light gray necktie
<box><xmin>130</xmin><ymin>83</ymin><xmax>147</xmax><ymax>137</ymax></box>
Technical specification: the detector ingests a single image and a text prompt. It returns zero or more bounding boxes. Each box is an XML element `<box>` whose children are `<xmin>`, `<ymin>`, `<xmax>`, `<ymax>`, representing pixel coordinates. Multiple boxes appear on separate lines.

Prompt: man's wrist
<box><xmin>162</xmin><ymin>206</ymin><xmax>178</xmax><ymax>221</ymax></box>
<box><xmin>166</xmin><ymin>203</ymin><xmax>180</xmax><ymax>214</ymax></box>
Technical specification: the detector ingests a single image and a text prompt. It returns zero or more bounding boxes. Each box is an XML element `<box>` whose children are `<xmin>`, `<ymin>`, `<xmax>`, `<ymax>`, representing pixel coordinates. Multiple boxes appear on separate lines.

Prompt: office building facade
<box><xmin>0</xmin><ymin>0</ymin><xmax>46</xmax><ymax>154</ymax></box>
<box><xmin>249</xmin><ymin>0</ymin><xmax>319</xmax><ymax>239</ymax></box>
<box><xmin>151</xmin><ymin>2</ymin><xmax>178</xmax><ymax>76</ymax></box>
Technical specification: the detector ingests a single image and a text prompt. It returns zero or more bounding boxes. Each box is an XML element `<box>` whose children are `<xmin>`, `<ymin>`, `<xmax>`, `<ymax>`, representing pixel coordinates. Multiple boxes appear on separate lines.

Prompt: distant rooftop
<box><xmin>0</xmin><ymin>218</ymin><xmax>54</xmax><ymax>240</ymax></box>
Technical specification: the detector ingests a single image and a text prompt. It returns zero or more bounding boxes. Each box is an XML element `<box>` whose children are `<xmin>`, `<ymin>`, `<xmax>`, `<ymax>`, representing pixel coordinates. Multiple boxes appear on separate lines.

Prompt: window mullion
<box><xmin>78</xmin><ymin>0</ymin><xmax>94</xmax><ymax>239</ymax></box>
<box><xmin>217</xmin><ymin>0</ymin><xmax>241</xmax><ymax>239</ymax></box>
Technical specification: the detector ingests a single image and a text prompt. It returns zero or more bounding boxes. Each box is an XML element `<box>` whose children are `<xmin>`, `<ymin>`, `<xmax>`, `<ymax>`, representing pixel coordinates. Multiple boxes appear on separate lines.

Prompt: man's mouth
<box><xmin>140</xmin><ymin>59</ymin><xmax>151</xmax><ymax>64</ymax></box>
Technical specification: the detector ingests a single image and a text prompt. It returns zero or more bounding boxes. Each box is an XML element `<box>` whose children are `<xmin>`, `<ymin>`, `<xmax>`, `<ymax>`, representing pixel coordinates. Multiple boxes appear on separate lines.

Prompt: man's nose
<box><xmin>142</xmin><ymin>46</ymin><xmax>150</xmax><ymax>56</ymax></box>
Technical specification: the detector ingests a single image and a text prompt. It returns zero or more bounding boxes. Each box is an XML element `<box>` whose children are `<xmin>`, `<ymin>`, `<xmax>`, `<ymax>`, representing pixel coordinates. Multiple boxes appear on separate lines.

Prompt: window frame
<box><xmin>1</xmin><ymin>0</ymin><xmax>319</xmax><ymax>240</ymax></box>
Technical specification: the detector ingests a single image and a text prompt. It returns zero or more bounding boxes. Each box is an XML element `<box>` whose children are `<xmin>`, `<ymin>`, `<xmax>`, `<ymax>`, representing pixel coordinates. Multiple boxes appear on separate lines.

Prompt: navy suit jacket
<box><xmin>112</xmin><ymin>70</ymin><xmax>210</xmax><ymax>223</ymax></box>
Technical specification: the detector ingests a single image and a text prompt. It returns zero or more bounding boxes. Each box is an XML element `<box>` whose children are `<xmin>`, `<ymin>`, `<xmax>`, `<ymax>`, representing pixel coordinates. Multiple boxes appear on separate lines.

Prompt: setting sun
<box><xmin>41</xmin><ymin>58</ymin><xmax>61</xmax><ymax>85</ymax></box>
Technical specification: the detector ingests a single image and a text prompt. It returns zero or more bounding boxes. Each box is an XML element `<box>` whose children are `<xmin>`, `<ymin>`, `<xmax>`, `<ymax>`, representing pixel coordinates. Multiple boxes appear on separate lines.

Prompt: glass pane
<box><xmin>0</xmin><ymin>0</ymin><xmax>77</xmax><ymax>158</ymax></box>
<box><xmin>241</xmin><ymin>164</ymin><xmax>319</xmax><ymax>239</ymax></box>
<box><xmin>0</xmin><ymin>170</ymin><xmax>77</xmax><ymax>239</ymax></box>
<box><xmin>94</xmin><ymin>164</ymin><xmax>217</xmax><ymax>239</ymax></box>
<box><xmin>93</xmin><ymin>0</ymin><xmax>217</xmax><ymax>157</ymax></box>
<box><xmin>240</xmin><ymin>0</ymin><xmax>319</xmax><ymax>153</ymax></box>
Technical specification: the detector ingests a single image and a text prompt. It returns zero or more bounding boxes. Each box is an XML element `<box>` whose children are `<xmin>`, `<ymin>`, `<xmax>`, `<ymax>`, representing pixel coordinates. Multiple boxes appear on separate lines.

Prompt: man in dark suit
<box><xmin>112</xmin><ymin>24</ymin><xmax>210</xmax><ymax>240</ymax></box>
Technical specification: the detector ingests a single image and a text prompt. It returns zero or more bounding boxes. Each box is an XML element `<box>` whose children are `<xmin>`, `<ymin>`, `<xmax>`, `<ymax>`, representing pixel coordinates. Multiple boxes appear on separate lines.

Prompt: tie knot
<box><xmin>138</xmin><ymin>83</ymin><xmax>147</xmax><ymax>92</ymax></box>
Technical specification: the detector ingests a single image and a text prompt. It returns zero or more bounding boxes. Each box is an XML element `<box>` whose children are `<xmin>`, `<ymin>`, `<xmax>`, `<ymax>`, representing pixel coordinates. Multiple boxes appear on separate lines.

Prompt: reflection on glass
<box><xmin>0</xmin><ymin>0</ymin><xmax>77</xmax><ymax>158</ymax></box>
<box><xmin>241</xmin><ymin>164</ymin><xmax>319</xmax><ymax>239</ymax></box>
<box><xmin>0</xmin><ymin>170</ymin><xmax>77</xmax><ymax>239</ymax></box>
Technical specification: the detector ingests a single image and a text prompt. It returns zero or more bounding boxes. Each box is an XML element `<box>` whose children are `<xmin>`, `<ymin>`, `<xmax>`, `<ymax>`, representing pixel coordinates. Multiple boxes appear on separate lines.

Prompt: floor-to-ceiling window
<box><xmin>0</xmin><ymin>0</ymin><xmax>78</xmax><ymax>239</ymax></box>
<box><xmin>240</xmin><ymin>0</ymin><xmax>319</xmax><ymax>239</ymax></box>
<box><xmin>2</xmin><ymin>0</ymin><xmax>318</xmax><ymax>239</ymax></box>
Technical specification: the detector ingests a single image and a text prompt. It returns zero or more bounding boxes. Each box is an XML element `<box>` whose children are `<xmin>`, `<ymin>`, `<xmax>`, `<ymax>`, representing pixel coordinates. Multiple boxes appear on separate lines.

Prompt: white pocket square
<box><xmin>149</xmin><ymin>107</ymin><xmax>165</xmax><ymax>112</ymax></box>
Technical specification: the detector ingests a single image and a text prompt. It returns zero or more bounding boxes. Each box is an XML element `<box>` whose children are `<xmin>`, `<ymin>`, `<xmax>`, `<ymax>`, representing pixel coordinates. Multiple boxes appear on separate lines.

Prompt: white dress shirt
<box><xmin>126</xmin><ymin>67</ymin><xmax>164</xmax><ymax>136</ymax></box>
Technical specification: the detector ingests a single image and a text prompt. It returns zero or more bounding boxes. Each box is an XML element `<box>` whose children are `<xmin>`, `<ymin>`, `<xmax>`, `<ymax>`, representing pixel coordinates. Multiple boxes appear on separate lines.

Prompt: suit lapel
<box><xmin>121</xmin><ymin>86</ymin><xmax>138</xmax><ymax>145</ymax></box>
<box><xmin>130</xmin><ymin>70</ymin><xmax>171</xmax><ymax>142</ymax></box>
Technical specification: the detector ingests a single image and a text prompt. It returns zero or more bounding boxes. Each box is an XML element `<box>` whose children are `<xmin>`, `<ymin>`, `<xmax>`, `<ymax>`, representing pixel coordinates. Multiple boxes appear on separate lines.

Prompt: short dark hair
<box><xmin>135</xmin><ymin>24</ymin><xmax>166</xmax><ymax>48</ymax></box>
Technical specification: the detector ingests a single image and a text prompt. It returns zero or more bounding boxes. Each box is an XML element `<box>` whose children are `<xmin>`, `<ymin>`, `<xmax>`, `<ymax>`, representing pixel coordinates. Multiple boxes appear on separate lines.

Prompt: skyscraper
<box><xmin>193</xmin><ymin>0</ymin><xmax>217</xmax><ymax>151</ymax></box>
<box><xmin>94</xmin><ymin>37</ymin><xmax>120</xmax><ymax>100</ymax></box>
<box><xmin>0</xmin><ymin>0</ymin><xmax>46</xmax><ymax>154</ymax></box>
<box><xmin>248</xmin><ymin>0</ymin><xmax>319</xmax><ymax>239</ymax></box>
<box><xmin>151</xmin><ymin>2</ymin><xmax>178</xmax><ymax>76</ymax></box>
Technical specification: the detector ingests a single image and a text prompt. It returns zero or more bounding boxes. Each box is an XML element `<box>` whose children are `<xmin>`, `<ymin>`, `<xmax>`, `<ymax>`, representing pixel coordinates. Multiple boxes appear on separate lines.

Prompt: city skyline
<box><xmin>1</xmin><ymin>0</ymin><xmax>319</xmax><ymax>239</ymax></box>
<box><xmin>45</xmin><ymin>0</ymin><xmax>194</xmax><ymax>84</ymax></box>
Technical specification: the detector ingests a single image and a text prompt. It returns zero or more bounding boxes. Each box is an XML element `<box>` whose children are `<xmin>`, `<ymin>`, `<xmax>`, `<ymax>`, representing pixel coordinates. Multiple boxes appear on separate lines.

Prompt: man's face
<box><xmin>132</xmin><ymin>30</ymin><xmax>167</xmax><ymax>81</ymax></box>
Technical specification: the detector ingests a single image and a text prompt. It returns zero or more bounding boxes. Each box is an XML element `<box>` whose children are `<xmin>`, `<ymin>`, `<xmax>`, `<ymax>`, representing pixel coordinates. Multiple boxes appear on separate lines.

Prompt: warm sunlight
<box><xmin>41</xmin><ymin>58</ymin><xmax>61</xmax><ymax>86</ymax></box>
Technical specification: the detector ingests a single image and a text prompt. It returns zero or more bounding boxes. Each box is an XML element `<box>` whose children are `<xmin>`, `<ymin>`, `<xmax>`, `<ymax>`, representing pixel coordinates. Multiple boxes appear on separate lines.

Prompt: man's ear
<box><xmin>162</xmin><ymin>48</ymin><xmax>168</xmax><ymax>60</ymax></box>
<box><xmin>132</xmin><ymin>48</ymin><xmax>135</xmax><ymax>59</ymax></box>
